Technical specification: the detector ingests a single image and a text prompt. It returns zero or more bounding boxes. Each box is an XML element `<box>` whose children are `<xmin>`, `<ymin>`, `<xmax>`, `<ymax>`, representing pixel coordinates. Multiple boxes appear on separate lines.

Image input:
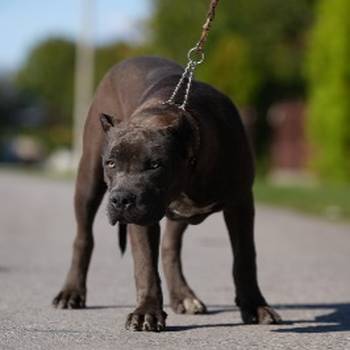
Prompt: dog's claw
<box><xmin>172</xmin><ymin>297</ymin><xmax>207</xmax><ymax>314</ymax></box>
<box><xmin>52</xmin><ymin>289</ymin><xmax>86</xmax><ymax>309</ymax></box>
<box><xmin>257</xmin><ymin>306</ymin><xmax>282</xmax><ymax>324</ymax></box>
<box><xmin>184</xmin><ymin>298</ymin><xmax>207</xmax><ymax>314</ymax></box>
<box><xmin>125</xmin><ymin>310</ymin><xmax>167</xmax><ymax>332</ymax></box>
<box><xmin>241</xmin><ymin>305</ymin><xmax>282</xmax><ymax>324</ymax></box>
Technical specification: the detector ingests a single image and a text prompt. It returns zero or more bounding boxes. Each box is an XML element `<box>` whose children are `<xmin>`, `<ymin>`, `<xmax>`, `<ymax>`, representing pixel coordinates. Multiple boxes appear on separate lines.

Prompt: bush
<box><xmin>306</xmin><ymin>0</ymin><xmax>350</xmax><ymax>181</ymax></box>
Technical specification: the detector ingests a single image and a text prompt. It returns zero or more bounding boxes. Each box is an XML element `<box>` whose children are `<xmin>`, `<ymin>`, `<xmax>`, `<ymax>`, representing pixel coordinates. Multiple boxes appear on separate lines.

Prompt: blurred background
<box><xmin>0</xmin><ymin>0</ymin><xmax>349</xmax><ymax>221</ymax></box>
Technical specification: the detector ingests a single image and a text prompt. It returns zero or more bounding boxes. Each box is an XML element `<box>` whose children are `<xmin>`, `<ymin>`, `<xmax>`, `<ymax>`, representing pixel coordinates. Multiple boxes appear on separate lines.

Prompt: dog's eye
<box><xmin>106</xmin><ymin>160</ymin><xmax>116</xmax><ymax>169</ymax></box>
<box><xmin>148</xmin><ymin>160</ymin><xmax>162</xmax><ymax>170</ymax></box>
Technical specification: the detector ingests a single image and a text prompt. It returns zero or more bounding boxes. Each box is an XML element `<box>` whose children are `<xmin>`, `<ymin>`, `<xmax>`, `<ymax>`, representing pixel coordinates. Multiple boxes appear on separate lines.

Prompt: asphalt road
<box><xmin>1</xmin><ymin>171</ymin><xmax>350</xmax><ymax>350</ymax></box>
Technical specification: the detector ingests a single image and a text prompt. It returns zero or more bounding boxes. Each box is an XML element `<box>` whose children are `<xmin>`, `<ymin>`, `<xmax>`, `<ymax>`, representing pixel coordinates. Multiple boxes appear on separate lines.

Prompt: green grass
<box><xmin>254</xmin><ymin>179</ymin><xmax>350</xmax><ymax>222</ymax></box>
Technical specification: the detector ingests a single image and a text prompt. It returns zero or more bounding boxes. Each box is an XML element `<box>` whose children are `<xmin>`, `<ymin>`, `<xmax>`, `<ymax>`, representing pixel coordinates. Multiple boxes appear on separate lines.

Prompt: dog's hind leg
<box><xmin>53</xmin><ymin>112</ymin><xmax>106</xmax><ymax>309</ymax></box>
<box><xmin>223</xmin><ymin>192</ymin><xmax>282</xmax><ymax>324</ymax></box>
<box><xmin>161</xmin><ymin>218</ymin><xmax>207</xmax><ymax>314</ymax></box>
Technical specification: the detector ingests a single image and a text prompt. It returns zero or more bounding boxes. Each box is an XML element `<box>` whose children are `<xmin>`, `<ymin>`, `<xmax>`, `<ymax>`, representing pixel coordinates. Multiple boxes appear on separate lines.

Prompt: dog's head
<box><xmin>100</xmin><ymin>104</ymin><xmax>198</xmax><ymax>226</ymax></box>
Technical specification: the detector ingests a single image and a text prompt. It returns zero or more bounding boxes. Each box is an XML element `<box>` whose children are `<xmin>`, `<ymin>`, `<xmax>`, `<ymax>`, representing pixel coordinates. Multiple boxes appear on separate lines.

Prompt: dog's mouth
<box><xmin>107</xmin><ymin>204</ymin><xmax>165</xmax><ymax>226</ymax></box>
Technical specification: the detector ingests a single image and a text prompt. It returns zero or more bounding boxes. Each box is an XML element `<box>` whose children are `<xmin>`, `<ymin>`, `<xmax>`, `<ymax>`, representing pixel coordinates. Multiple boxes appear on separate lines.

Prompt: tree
<box><xmin>16</xmin><ymin>38</ymin><xmax>75</xmax><ymax>127</ymax></box>
<box><xmin>306</xmin><ymin>0</ymin><xmax>350</xmax><ymax>181</ymax></box>
<box><xmin>15</xmin><ymin>38</ymin><xmax>146</xmax><ymax>150</ymax></box>
<box><xmin>150</xmin><ymin>0</ymin><xmax>314</xmax><ymax>90</ymax></box>
<box><xmin>150</xmin><ymin>1</ymin><xmax>207</xmax><ymax>64</ymax></box>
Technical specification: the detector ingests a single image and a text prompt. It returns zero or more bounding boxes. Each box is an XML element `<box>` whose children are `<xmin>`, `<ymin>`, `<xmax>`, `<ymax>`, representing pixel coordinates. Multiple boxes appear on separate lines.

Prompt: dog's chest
<box><xmin>168</xmin><ymin>193</ymin><xmax>217</xmax><ymax>219</ymax></box>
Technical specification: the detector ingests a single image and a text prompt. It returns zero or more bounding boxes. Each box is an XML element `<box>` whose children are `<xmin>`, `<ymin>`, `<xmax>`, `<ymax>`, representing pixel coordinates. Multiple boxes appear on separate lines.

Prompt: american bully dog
<box><xmin>53</xmin><ymin>56</ymin><xmax>281</xmax><ymax>331</ymax></box>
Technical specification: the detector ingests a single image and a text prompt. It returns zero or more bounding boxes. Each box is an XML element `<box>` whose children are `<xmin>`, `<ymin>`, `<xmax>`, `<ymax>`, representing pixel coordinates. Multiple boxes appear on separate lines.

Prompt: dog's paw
<box><xmin>52</xmin><ymin>288</ymin><xmax>86</xmax><ymax>309</ymax></box>
<box><xmin>171</xmin><ymin>297</ymin><xmax>207</xmax><ymax>314</ymax></box>
<box><xmin>125</xmin><ymin>309</ymin><xmax>167</xmax><ymax>332</ymax></box>
<box><xmin>240</xmin><ymin>305</ymin><xmax>282</xmax><ymax>325</ymax></box>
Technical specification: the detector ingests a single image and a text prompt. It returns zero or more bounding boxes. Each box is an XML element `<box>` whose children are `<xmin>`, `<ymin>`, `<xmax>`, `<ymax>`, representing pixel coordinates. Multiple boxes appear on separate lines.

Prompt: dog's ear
<box><xmin>100</xmin><ymin>113</ymin><xmax>119</xmax><ymax>132</ymax></box>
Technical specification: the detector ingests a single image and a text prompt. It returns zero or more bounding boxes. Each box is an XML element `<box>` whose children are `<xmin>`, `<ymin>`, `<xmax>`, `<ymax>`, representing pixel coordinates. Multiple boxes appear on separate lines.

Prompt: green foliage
<box><xmin>306</xmin><ymin>0</ymin><xmax>350</xmax><ymax>181</ymax></box>
<box><xmin>150</xmin><ymin>1</ymin><xmax>207</xmax><ymax>64</ymax></box>
<box><xmin>16</xmin><ymin>38</ymin><xmax>75</xmax><ymax>126</ymax></box>
<box><xmin>200</xmin><ymin>35</ymin><xmax>260</xmax><ymax>105</ymax></box>
<box><xmin>150</xmin><ymin>0</ymin><xmax>314</xmax><ymax>99</ymax></box>
<box><xmin>14</xmin><ymin>38</ymin><xmax>145</xmax><ymax>150</ymax></box>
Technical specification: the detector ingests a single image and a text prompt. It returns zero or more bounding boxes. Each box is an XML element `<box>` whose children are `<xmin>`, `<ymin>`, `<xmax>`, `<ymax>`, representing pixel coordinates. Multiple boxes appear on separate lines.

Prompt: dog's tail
<box><xmin>118</xmin><ymin>222</ymin><xmax>127</xmax><ymax>255</ymax></box>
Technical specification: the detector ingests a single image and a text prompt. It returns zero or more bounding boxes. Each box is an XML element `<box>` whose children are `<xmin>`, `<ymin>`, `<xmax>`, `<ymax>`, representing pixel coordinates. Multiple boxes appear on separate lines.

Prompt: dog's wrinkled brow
<box><xmin>109</xmin><ymin>142</ymin><xmax>142</xmax><ymax>162</ymax></box>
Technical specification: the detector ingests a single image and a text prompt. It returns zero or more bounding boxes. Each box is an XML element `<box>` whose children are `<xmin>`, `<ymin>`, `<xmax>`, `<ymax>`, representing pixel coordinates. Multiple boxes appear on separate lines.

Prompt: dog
<box><xmin>53</xmin><ymin>56</ymin><xmax>281</xmax><ymax>331</ymax></box>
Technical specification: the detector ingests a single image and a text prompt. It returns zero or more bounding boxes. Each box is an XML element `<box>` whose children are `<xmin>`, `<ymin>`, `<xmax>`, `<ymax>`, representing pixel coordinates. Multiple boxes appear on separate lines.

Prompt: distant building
<box><xmin>268</xmin><ymin>100</ymin><xmax>311</xmax><ymax>183</ymax></box>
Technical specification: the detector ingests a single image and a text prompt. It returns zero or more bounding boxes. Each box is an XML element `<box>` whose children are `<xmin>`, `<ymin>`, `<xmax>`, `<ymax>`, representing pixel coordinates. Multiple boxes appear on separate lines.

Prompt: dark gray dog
<box><xmin>53</xmin><ymin>56</ymin><xmax>281</xmax><ymax>331</ymax></box>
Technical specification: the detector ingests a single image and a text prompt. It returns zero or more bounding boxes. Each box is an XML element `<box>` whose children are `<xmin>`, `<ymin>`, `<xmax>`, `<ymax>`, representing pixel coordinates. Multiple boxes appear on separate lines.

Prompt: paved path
<box><xmin>0</xmin><ymin>171</ymin><xmax>349</xmax><ymax>349</ymax></box>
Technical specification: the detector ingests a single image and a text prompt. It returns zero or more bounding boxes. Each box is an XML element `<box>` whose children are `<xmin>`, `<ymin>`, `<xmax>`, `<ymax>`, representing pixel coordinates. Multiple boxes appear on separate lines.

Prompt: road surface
<box><xmin>1</xmin><ymin>171</ymin><xmax>349</xmax><ymax>349</ymax></box>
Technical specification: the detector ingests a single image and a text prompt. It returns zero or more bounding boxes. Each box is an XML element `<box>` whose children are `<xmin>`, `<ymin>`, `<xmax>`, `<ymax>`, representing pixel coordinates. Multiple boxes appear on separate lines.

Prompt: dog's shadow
<box><xmin>86</xmin><ymin>303</ymin><xmax>350</xmax><ymax>334</ymax></box>
<box><xmin>271</xmin><ymin>302</ymin><xmax>350</xmax><ymax>334</ymax></box>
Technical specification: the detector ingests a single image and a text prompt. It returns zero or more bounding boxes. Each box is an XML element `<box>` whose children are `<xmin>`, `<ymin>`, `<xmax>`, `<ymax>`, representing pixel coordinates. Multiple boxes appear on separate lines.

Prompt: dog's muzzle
<box><xmin>107</xmin><ymin>189</ymin><xmax>165</xmax><ymax>225</ymax></box>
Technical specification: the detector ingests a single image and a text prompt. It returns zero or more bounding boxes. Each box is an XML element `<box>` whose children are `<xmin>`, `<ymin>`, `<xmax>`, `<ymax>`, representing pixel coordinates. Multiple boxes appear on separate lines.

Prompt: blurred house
<box><xmin>268</xmin><ymin>100</ymin><xmax>311</xmax><ymax>183</ymax></box>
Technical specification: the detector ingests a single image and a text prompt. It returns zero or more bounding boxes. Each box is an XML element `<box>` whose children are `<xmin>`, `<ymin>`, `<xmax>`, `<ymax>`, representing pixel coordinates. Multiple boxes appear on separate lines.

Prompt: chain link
<box><xmin>164</xmin><ymin>0</ymin><xmax>220</xmax><ymax>111</ymax></box>
<box><xmin>164</xmin><ymin>49</ymin><xmax>203</xmax><ymax>110</ymax></box>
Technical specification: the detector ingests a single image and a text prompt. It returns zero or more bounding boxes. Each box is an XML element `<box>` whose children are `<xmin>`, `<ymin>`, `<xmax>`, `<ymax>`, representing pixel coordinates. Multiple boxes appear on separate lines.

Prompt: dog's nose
<box><xmin>110</xmin><ymin>191</ymin><xmax>136</xmax><ymax>210</ymax></box>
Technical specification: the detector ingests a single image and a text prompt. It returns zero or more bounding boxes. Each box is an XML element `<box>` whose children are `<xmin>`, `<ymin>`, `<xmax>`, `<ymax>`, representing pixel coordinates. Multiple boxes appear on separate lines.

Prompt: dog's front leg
<box><xmin>126</xmin><ymin>223</ymin><xmax>166</xmax><ymax>332</ymax></box>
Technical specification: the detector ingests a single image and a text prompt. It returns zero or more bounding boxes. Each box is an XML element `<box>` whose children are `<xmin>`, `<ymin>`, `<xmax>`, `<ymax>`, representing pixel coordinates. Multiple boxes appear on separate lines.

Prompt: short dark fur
<box><xmin>53</xmin><ymin>57</ymin><xmax>281</xmax><ymax>331</ymax></box>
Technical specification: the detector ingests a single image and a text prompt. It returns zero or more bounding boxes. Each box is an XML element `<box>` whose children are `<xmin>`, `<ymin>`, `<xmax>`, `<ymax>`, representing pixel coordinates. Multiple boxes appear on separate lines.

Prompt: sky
<box><xmin>0</xmin><ymin>0</ymin><xmax>150</xmax><ymax>73</ymax></box>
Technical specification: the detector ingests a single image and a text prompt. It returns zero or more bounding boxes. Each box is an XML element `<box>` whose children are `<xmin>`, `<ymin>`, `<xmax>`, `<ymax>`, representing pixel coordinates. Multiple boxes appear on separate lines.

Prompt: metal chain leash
<box><xmin>164</xmin><ymin>0</ymin><xmax>220</xmax><ymax>110</ymax></box>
